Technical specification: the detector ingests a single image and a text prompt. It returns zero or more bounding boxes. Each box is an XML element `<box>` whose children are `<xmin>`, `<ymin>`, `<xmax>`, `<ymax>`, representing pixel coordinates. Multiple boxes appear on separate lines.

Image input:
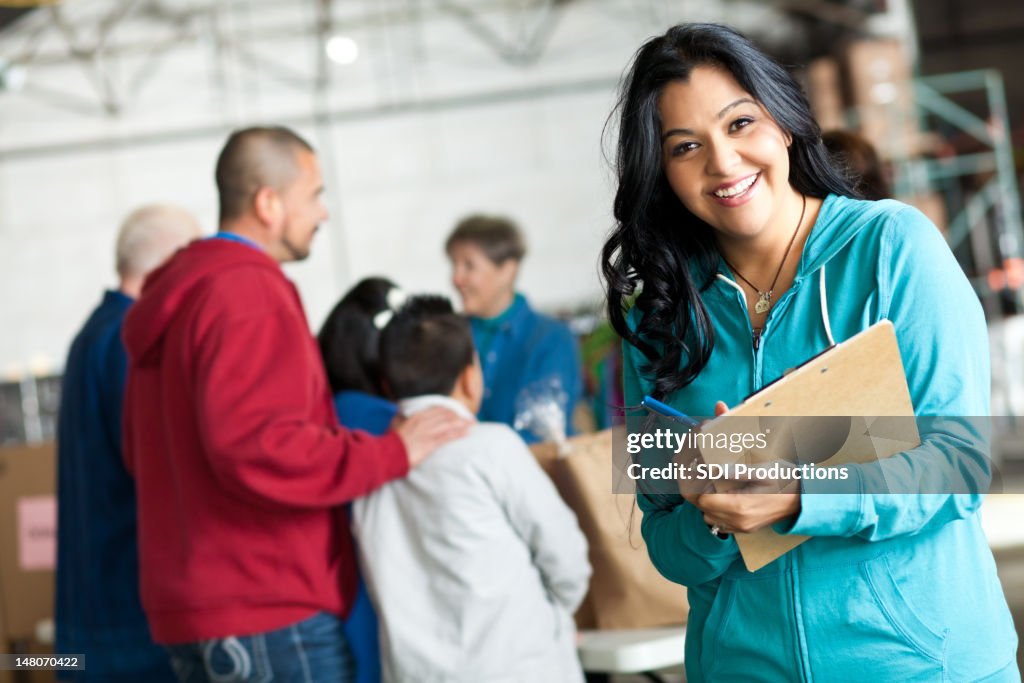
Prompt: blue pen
<box><xmin>641</xmin><ymin>395</ymin><xmax>700</xmax><ymax>428</ymax></box>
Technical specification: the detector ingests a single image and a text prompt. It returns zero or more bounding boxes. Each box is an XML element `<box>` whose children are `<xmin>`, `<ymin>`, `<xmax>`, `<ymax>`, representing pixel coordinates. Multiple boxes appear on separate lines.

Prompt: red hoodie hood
<box><xmin>124</xmin><ymin>239</ymin><xmax>281</xmax><ymax>366</ymax></box>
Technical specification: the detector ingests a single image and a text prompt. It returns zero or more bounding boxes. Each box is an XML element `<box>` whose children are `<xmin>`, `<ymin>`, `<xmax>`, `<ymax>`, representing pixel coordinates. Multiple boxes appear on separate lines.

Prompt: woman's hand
<box><xmin>678</xmin><ymin>400</ymin><xmax>730</xmax><ymax>506</ymax></box>
<box><xmin>696</xmin><ymin>489</ymin><xmax>801</xmax><ymax>534</ymax></box>
<box><xmin>686</xmin><ymin>400</ymin><xmax>801</xmax><ymax>534</ymax></box>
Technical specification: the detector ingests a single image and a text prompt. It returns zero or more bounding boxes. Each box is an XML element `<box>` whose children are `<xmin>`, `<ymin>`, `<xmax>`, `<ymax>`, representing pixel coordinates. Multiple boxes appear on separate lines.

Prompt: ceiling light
<box><xmin>325</xmin><ymin>36</ymin><xmax>359</xmax><ymax>65</ymax></box>
<box><xmin>0</xmin><ymin>57</ymin><xmax>26</xmax><ymax>92</ymax></box>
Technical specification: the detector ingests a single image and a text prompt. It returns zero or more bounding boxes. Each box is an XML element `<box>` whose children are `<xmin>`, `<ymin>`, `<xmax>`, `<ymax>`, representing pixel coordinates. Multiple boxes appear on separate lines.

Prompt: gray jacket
<box><xmin>354</xmin><ymin>395</ymin><xmax>591</xmax><ymax>683</ymax></box>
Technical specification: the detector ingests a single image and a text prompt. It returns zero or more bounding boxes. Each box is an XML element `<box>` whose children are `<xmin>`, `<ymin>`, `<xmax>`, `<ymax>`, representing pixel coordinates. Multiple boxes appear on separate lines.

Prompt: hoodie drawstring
<box><xmin>819</xmin><ymin>264</ymin><xmax>835</xmax><ymax>347</ymax></box>
<box><xmin>716</xmin><ymin>273</ymin><xmax>746</xmax><ymax>297</ymax></box>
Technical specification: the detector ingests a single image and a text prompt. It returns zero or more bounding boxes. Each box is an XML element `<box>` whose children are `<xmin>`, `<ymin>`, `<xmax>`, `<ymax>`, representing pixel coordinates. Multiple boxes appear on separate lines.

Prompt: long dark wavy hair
<box><xmin>602</xmin><ymin>23</ymin><xmax>856</xmax><ymax>401</ymax></box>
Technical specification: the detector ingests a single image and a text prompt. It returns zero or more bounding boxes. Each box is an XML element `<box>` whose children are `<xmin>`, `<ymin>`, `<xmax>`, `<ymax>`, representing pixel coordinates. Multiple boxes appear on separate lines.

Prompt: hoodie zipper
<box><xmin>715</xmin><ymin>276</ymin><xmax>763</xmax><ymax>381</ymax></box>
<box><xmin>789</xmin><ymin>551</ymin><xmax>813</xmax><ymax>681</ymax></box>
<box><xmin>716</xmin><ymin>274</ymin><xmax>813</xmax><ymax>397</ymax></box>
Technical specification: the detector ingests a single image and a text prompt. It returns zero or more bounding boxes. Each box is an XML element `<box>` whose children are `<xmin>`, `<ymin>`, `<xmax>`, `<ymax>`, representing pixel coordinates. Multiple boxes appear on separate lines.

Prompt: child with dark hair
<box><xmin>318</xmin><ymin>276</ymin><xmax>404</xmax><ymax>434</ymax></box>
<box><xmin>354</xmin><ymin>295</ymin><xmax>591</xmax><ymax>683</ymax></box>
<box><xmin>317</xmin><ymin>276</ymin><xmax>407</xmax><ymax>683</ymax></box>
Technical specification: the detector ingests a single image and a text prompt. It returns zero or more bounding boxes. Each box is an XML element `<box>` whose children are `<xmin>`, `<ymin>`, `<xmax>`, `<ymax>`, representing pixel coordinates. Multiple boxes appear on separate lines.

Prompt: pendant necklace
<box><xmin>725</xmin><ymin>193</ymin><xmax>807</xmax><ymax>317</ymax></box>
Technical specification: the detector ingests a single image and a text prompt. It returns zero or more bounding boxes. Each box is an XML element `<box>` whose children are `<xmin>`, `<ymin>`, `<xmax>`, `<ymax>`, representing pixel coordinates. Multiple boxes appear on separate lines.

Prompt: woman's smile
<box><xmin>710</xmin><ymin>172</ymin><xmax>761</xmax><ymax>206</ymax></box>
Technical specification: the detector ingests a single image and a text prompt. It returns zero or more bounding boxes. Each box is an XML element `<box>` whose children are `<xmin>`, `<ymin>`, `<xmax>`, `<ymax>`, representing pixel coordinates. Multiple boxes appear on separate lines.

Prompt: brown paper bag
<box><xmin>532</xmin><ymin>430</ymin><xmax>688</xmax><ymax>630</ymax></box>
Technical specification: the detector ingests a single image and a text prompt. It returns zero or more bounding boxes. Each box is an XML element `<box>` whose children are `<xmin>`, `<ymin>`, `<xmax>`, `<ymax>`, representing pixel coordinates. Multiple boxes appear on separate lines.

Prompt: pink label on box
<box><xmin>17</xmin><ymin>495</ymin><xmax>56</xmax><ymax>571</ymax></box>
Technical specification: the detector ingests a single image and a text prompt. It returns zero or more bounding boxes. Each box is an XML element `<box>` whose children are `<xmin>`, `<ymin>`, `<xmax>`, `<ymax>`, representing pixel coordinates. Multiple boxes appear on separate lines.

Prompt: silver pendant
<box><xmin>754</xmin><ymin>293</ymin><xmax>771</xmax><ymax>314</ymax></box>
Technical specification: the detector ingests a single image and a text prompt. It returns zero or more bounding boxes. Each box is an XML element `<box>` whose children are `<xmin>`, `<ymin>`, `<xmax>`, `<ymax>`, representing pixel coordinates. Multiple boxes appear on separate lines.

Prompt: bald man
<box><xmin>56</xmin><ymin>204</ymin><xmax>201</xmax><ymax>682</ymax></box>
<box><xmin>120</xmin><ymin>127</ymin><xmax>467</xmax><ymax>682</ymax></box>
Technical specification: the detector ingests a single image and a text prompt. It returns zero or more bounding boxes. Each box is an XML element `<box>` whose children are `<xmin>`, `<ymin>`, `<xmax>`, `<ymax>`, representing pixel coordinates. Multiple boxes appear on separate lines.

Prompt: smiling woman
<box><xmin>444</xmin><ymin>214</ymin><xmax>582</xmax><ymax>443</ymax></box>
<box><xmin>602</xmin><ymin>22</ymin><xmax>1020</xmax><ymax>683</ymax></box>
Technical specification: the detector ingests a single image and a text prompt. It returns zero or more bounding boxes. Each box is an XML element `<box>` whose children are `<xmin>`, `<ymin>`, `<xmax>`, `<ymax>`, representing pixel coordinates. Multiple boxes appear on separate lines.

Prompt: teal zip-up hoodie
<box><xmin>625</xmin><ymin>194</ymin><xmax>1019</xmax><ymax>682</ymax></box>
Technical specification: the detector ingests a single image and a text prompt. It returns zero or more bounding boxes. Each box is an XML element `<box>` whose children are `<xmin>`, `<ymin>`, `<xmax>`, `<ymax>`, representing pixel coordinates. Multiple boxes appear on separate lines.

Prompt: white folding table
<box><xmin>577</xmin><ymin>626</ymin><xmax>686</xmax><ymax>680</ymax></box>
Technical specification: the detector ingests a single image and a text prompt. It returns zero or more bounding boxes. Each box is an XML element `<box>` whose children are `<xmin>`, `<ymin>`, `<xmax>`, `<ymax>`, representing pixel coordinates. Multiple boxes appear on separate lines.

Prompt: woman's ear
<box><xmin>253</xmin><ymin>186</ymin><xmax>282</xmax><ymax>226</ymax></box>
<box><xmin>459</xmin><ymin>355</ymin><xmax>485</xmax><ymax>410</ymax></box>
<box><xmin>496</xmin><ymin>258</ymin><xmax>520</xmax><ymax>291</ymax></box>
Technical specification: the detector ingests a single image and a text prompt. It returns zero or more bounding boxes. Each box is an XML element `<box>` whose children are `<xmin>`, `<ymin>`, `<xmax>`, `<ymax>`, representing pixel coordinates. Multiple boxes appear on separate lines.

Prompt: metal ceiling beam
<box><xmin>0</xmin><ymin>71</ymin><xmax>619</xmax><ymax>161</ymax></box>
<box><xmin>433</xmin><ymin>0</ymin><xmax>565</xmax><ymax>66</ymax></box>
<box><xmin>47</xmin><ymin>0</ymin><xmax>145</xmax><ymax>113</ymax></box>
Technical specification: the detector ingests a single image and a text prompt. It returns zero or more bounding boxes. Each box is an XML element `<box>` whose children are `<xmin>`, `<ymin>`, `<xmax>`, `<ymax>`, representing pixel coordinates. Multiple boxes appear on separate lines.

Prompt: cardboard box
<box><xmin>805</xmin><ymin>57</ymin><xmax>846</xmax><ymax>132</ymax></box>
<box><xmin>0</xmin><ymin>641</ymin><xmax>57</xmax><ymax>683</ymax></box>
<box><xmin>0</xmin><ymin>443</ymin><xmax>56</xmax><ymax>647</ymax></box>
<box><xmin>842</xmin><ymin>38</ymin><xmax>919</xmax><ymax>159</ymax></box>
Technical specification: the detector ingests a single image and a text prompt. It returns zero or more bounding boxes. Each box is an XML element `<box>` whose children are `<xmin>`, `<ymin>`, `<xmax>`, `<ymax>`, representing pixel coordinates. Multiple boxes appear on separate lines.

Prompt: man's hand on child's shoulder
<box><xmin>393</xmin><ymin>408</ymin><xmax>471</xmax><ymax>468</ymax></box>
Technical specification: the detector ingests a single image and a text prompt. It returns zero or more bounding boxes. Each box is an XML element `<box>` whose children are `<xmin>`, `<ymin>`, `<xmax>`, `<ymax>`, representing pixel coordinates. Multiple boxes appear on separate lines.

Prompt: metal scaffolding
<box><xmin>890</xmin><ymin>69</ymin><xmax>1024</xmax><ymax>316</ymax></box>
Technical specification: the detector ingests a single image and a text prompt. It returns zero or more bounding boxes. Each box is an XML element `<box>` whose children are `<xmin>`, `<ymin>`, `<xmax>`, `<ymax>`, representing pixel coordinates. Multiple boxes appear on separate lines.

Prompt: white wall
<box><xmin>0</xmin><ymin>0</ymin><xmax>796</xmax><ymax>375</ymax></box>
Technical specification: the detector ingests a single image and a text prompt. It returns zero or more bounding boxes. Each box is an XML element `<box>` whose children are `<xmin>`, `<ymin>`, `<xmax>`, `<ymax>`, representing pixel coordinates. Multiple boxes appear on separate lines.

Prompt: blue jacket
<box><xmin>334</xmin><ymin>389</ymin><xmax>398</xmax><ymax>683</ymax></box>
<box><xmin>471</xmin><ymin>294</ymin><xmax>582</xmax><ymax>443</ymax></box>
<box><xmin>625</xmin><ymin>195</ymin><xmax>1019</xmax><ymax>682</ymax></box>
<box><xmin>55</xmin><ymin>290</ymin><xmax>174</xmax><ymax>682</ymax></box>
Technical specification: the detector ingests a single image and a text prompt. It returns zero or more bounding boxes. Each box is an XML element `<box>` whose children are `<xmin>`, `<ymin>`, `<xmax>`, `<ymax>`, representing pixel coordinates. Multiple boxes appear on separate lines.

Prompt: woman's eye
<box><xmin>671</xmin><ymin>141</ymin><xmax>699</xmax><ymax>157</ymax></box>
<box><xmin>730</xmin><ymin>117</ymin><xmax>754</xmax><ymax>132</ymax></box>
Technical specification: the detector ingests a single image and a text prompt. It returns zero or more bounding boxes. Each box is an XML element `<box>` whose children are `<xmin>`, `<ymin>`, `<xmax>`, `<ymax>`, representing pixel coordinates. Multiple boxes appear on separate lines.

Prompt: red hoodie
<box><xmin>122</xmin><ymin>238</ymin><xmax>408</xmax><ymax>644</ymax></box>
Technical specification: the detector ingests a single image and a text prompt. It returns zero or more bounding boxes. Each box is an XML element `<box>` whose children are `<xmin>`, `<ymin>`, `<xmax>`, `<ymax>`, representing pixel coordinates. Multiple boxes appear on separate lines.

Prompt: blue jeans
<box><xmin>166</xmin><ymin>612</ymin><xmax>355</xmax><ymax>683</ymax></box>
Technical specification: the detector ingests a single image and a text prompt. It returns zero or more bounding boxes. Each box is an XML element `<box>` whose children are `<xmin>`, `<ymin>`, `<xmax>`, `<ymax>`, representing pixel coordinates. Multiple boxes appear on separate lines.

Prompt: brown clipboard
<box><xmin>697</xmin><ymin>320</ymin><xmax>920</xmax><ymax>571</ymax></box>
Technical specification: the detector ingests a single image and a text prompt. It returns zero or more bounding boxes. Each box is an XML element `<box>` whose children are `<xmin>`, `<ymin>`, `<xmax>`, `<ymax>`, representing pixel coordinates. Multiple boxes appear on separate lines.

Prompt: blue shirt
<box><xmin>334</xmin><ymin>391</ymin><xmax>397</xmax><ymax>437</ymax></box>
<box><xmin>209</xmin><ymin>230</ymin><xmax>262</xmax><ymax>251</ymax></box>
<box><xmin>333</xmin><ymin>389</ymin><xmax>398</xmax><ymax>683</ymax></box>
<box><xmin>55</xmin><ymin>290</ymin><xmax>175</xmax><ymax>681</ymax></box>
<box><xmin>470</xmin><ymin>294</ymin><xmax>582</xmax><ymax>444</ymax></box>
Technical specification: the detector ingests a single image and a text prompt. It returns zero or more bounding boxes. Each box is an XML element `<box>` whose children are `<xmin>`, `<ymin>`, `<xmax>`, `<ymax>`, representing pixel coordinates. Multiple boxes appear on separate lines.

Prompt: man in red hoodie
<box><xmin>122</xmin><ymin>126</ymin><xmax>468</xmax><ymax>682</ymax></box>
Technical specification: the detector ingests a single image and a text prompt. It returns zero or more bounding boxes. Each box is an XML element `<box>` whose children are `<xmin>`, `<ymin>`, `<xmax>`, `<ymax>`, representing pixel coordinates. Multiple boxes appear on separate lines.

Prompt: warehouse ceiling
<box><xmin>0</xmin><ymin>0</ymin><xmax>903</xmax><ymax>159</ymax></box>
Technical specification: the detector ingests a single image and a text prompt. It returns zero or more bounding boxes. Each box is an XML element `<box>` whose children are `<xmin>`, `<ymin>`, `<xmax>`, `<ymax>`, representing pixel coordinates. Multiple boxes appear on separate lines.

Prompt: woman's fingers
<box><xmin>703</xmin><ymin>512</ymin><xmax>732</xmax><ymax>535</ymax></box>
<box><xmin>697</xmin><ymin>491</ymin><xmax>801</xmax><ymax>534</ymax></box>
<box><xmin>680</xmin><ymin>480</ymin><xmax>716</xmax><ymax>507</ymax></box>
